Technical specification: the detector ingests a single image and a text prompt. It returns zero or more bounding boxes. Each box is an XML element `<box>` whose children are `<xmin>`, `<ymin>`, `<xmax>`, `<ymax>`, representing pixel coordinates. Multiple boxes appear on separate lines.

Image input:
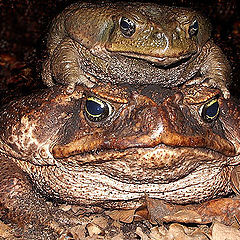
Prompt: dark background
<box><xmin>0</xmin><ymin>0</ymin><xmax>239</xmax><ymax>104</ymax></box>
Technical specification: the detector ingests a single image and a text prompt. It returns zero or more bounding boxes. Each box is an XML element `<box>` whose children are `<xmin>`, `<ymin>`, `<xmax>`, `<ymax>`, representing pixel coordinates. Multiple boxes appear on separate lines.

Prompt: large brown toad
<box><xmin>42</xmin><ymin>2</ymin><xmax>231</xmax><ymax>97</ymax></box>
<box><xmin>0</xmin><ymin>83</ymin><xmax>240</xmax><ymax>233</ymax></box>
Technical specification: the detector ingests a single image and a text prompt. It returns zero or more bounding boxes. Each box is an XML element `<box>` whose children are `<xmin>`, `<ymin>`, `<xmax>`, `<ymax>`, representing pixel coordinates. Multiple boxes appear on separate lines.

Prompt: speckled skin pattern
<box><xmin>42</xmin><ymin>2</ymin><xmax>231</xmax><ymax>97</ymax></box>
<box><xmin>0</xmin><ymin>83</ymin><xmax>240</xmax><ymax>229</ymax></box>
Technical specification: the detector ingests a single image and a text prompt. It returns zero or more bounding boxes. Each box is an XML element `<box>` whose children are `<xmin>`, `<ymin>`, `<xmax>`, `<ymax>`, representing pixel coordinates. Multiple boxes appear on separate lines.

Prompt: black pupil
<box><xmin>189</xmin><ymin>20</ymin><xmax>198</xmax><ymax>36</ymax></box>
<box><xmin>86</xmin><ymin>100</ymin><xmax>104</xmax><ymax>116</ymax></box>
<box><xmin>120</xmin><ymin>18</ymin><xmax>131</xmax><ymax>30</ymax></box>
<box><xmin>192</xmin><ymin>20</ymin><xmax>198</xmax><ymax>30</ymax></box>
<box><xmin>206</xmin><ymin>101</ymin><xmax>219</xmax><ymax>118</ymax></box>
<box><xmin>120</xmin><ymin>17</ymin><xmax>135</xmax><ymax>36</ymax></box>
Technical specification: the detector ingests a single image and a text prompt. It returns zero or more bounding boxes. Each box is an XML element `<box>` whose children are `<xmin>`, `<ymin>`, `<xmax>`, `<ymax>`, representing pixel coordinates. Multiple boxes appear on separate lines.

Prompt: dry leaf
<box><xmin>90</xmin><ymin>215</ymin><xmax>108</xmax><ymax>229</ymax></box>
<box><xmin>136</xmin><ymin>224</ymin><xmax>209</xmax><ymax>240</ymax></box>
<box><xmin>70</xmin><ymin>224</ymin><xmax>86</xmax><ymax>240</ymax></box>
<box><xmin>167</xmin><ymin>223</ymin><xmax>209</xmax><ymax>240</ymax></box>
<box><xmin>135</xmin><ymin>204</ymin><xmax>150</xmax><ymax>221</ymax></box>
<box><xmin>111</xmin><ymin>233</ymin><xmax>125</xmax><ymax>240</ymax></box>
<box><xmin>105</xmin><ymin>209</ymin><xmax>136</xmax><ymax>223</ymax></box>
<box><xmin>86</xmin><ymin>223</ymin><xmax>104</xmax><ymax>237</ymax></box>
<box><xmin>163</xmin><ymin>210</ymin><xmax>203</xmax><ymax>224</ymax></box>
<box><xmin>146</xmin><ymin>197</ymin><xmax>240</xmax><ymax>225</ymax></box>
<box><xmin>212</xmin><ymin>221</ymin><xmax>240</xmax><ymax>240</ymax></box>
<box><xmin>135</xmin><ymin>227</ymin><xmax>152</xmax><ymax>240</ymax></box>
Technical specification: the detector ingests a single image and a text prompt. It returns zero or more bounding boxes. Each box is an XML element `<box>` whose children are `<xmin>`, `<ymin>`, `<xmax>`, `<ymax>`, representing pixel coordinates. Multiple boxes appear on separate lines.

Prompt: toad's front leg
<box><xmin>42</xmin><ymin>38</ymin><xmax>97</xmax><ymax>93</ymax></box>
<box><xmin>183</xmin><ymin>40</ymin><xmax>231</xmax><ymax>99</ymax></box>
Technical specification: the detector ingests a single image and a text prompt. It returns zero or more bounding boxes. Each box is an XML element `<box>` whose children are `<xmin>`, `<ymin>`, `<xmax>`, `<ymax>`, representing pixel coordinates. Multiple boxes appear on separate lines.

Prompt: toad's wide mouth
<box><xmin>52</xmin><ymin>127</ymin><xmax>236</xmax><ymax>160</ymax></box>
<box><xmin>117</xmin><ymin>50</ymin><xmax>197</xmax><ymax>66</ymax></box>
<box><xmin>55</xmin><ymin>144</ymin><xmax>231</xmax><ymax>185</ymax></box>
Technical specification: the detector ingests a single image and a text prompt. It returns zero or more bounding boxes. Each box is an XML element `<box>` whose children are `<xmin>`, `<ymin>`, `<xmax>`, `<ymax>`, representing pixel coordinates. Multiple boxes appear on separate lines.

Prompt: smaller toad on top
<box><xmin>42</xmin><ymin>2</ymin><xmax>231</xmax><ymax>97</ymax></box>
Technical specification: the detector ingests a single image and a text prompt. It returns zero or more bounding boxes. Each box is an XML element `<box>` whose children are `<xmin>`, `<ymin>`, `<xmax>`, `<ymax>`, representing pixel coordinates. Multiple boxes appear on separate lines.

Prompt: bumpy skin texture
<box><xmin>1</xmin><ymin>83</ymin><xmax>240</xmax><ymax>231</ymax></box>
<box><xmin>42</xmin><ymin>2</ymin><xmax>231</xmax><ymax>97</ymax></box>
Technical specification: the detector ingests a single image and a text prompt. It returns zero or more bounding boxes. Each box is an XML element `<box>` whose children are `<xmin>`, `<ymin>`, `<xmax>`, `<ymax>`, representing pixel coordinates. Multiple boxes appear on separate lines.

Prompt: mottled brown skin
<box><xmin>42</xmin><ymin>2</ymin><xmax>231</xmax><ymax>97</ymax></box>
<box><xmin>0</xmin><ymin>83</ymin><xmax>240</xmax><ymax>234</ymax></box>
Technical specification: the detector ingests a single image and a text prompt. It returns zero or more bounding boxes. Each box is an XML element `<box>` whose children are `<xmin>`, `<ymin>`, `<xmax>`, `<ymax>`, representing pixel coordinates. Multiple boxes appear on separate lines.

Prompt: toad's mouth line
<box><xmin>117</xmin><ymin>50</ymin><xmax>197</xmax><ymax>67</ymax></box>
<box><xmin>51</xmin><ymin>129</ymin><xmax>236</xmax><ymax>159</ymax></box>
<box><xmin>54</xmin><ymin>144</ymin><xmax>230</xmax><ymax>168</ymax></box>
<box><xmin>53</xmin><ymin>144</ymin><xmax>231</xmax><ymax>183</ymax></box>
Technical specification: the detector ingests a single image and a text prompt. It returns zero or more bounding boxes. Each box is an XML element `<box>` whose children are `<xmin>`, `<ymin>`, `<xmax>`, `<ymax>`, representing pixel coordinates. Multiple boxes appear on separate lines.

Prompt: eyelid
<box><xmin>205</xmin><ymin>98</ymin><xmax>218</xmax><ymax>108</ymax></box>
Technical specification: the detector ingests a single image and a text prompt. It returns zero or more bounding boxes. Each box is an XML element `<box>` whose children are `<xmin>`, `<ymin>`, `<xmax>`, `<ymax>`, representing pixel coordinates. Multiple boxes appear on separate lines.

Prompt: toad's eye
<box><xmin>188</xmin><ymin>20</ymin><xmax>199</xmax><ymax>37</ymax></box>
<box><xmin>120</xmin><ymin>17</ymin><xmax>136</xmax><ymax>37</ymax></box>
<box><xmin>201</xmin><ymin>97</ymin><xmax>220</xmax><ymax>123</ymax></box>
<box><xmin>85</xmin><ymin>97</ymin><xmax>112</xmax><ymax>122</ymax></box>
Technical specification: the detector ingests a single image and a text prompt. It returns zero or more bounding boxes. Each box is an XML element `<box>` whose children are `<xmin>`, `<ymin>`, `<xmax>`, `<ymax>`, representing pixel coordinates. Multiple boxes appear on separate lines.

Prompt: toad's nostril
<box><xmin>175</xmin><ymin>26</ymin><xmax>181</xmax><ymax>33</ymax></box>
<box><xmin>156</xmin><ymin>32</ymin><xmax>163</xmax><ymax>39</ymax></box>
<box><xmin>154</xmin><ymin>32</ymin><xmax>169</xmax><ymax>52</ymax></box>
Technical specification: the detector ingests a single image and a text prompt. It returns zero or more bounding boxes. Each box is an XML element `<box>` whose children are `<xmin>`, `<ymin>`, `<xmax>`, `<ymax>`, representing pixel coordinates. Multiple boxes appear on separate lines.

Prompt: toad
<box><xmin>42</xmin><ymin>2</ymin><xmax>231</xmax><ymax>97</ymax></box>
<box><xmin>0</xmin><ymin>83</ymin><xmax>240</xmax><ymax>232</ymax></box>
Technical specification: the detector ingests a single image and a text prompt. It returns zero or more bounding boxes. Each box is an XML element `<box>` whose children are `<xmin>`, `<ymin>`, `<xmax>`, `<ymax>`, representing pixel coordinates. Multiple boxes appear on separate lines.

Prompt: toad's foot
<box><xmin>184</xmin><ymin>77</ymin><xmax>230</xmax><ymax>99</ymax></box>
